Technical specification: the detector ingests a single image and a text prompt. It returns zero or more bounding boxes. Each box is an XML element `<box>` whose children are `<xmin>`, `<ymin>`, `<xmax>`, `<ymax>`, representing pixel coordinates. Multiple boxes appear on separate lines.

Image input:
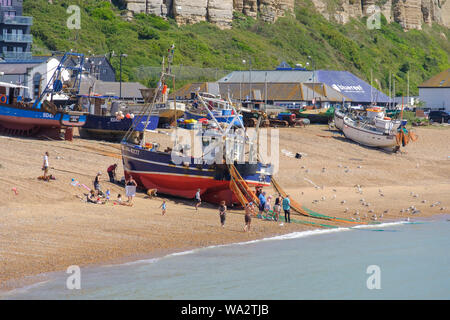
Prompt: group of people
<box><xmin>214</xmin><ymin>188</ymin><xmax>293</xmax><ymax>232</ymax></box>
<box><xmin>256</xmin><ymin>187</ymin><xmax>292</xmax><ymax>223</ymax></box>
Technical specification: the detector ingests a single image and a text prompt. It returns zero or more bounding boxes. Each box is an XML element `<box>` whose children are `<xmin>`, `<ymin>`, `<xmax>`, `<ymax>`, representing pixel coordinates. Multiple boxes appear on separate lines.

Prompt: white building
<box><xmin>25</xmin><ymin>57</ymin><xmax>66</xmax><ymax>100</ymax></box>
<box><xmin>418</xmin><ymin>69</ymin><xmax>450</xmax><ymax>112</ymax></box>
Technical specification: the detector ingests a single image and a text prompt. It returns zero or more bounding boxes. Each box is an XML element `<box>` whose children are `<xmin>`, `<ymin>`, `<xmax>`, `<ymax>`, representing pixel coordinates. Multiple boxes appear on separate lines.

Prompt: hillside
<box><xmin>24</xmin><ymin>0</ymin><xmax>450</xmax><ymax>95</ymax></box>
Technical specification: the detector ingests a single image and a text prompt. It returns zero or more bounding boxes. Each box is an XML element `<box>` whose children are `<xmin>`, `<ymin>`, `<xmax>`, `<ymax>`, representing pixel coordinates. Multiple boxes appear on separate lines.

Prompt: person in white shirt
<box><xmin>195</xmin><ymin>189</ymin><xmax>201</xmax><ymax>211</ymax></box>
<box><xmin>42</xmin><ymin>152</ymin><xmax>49</xmax><ymax>179</ymax></box>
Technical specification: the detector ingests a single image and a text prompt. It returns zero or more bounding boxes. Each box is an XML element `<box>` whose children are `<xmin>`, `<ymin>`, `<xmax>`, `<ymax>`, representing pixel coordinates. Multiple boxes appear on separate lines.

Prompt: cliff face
<box><xmin>124</xmin><ymin>0</ymin><xmax>294</xmax><ymax>28</ymax></box>
<box><xmin>313</xmin><ymin>0</ymin><xmax>449</xmax><ymax>30</ymax></box>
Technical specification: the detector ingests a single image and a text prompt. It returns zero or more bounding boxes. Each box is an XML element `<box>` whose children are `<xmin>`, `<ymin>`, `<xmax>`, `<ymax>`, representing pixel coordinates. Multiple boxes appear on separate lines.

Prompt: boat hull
<box><xmin>0</xmin><ymin>104</ymin><xmax>86</xmax><ymax>137</ymax></box>
<box><xmin>121</xmin><ymin>143</ymin><xmax>272</xmax><ymax>205</ymax></box>
<box><xmin>334</xmin><ymin>110</ymin><xmax>345</xmax><ymax>131</ymax></box>
<box><xmin>184</xmin><ymin>110</ymin><xmax>243</xmax><ymax>124</ymax></box>
<box><xmin>80</xmin><ymin>114</ymin><xmax>159</xmax><ymax>142</ymax></box>
<box><xmin>342</xmin><ymin>117</ymin><xmax>397</xmax><ymax>148</ymax></box>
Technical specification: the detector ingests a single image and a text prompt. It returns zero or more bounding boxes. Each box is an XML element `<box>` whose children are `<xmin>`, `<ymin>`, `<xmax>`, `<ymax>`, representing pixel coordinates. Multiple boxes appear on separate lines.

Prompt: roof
<box><xmin>173</xmin><ymin>82</ymin><xmax>351</xmax><ymax>102</ymax></box>
<box><xmin>79</xmin><ymin>80</ymin><xmax>147</xmax><ymax>99</ymax></box>
<box><xmin>218</xmin><ymin>70</ymin><xmax>315</xmax><ymax>83</ymax></box>
<box><xmin>0</xmin><ymin>62</ymin><xmax>42</xmax><ymax>74</ymax></box>
<box><xmin>418</xmin><ymin>69</ymin><xmax>450</xmax><ymax>88</ymax></box>
<box><xmin>315</xmin><ymin>70</ymin><xmax>390</xmax><ymax>103</ymax></box>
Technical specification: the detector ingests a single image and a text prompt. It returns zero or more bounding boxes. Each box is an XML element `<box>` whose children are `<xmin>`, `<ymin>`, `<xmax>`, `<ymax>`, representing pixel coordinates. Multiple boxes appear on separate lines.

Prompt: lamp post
<box><xmin>119</xmin><ymin>53</ymin><xmax>128</xmax><ymax>100</ymax></box>
<box><xmin>242</xmin><ymin>58</ymin><xmax>252</xmax><ymax>102</ymax></box>
<box><xmin>307</xmin><ymin>56</ymin><xmax>316</xmax><ymax>107</ymax></box>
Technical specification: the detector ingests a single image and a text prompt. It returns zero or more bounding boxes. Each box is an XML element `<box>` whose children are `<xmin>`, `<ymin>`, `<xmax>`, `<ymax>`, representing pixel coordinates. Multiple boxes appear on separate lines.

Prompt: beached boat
<box><xmin>120</xmin><ymin>46</ymin><xmax>273</xmax><ymax>205</ymax></box>
<box><xmin>334</xmin><ymin>108</ymin><xmax>346</xmax><ymax>131</ymax></box>
<box><xmin>79</xmin><ymin>97</ymin><xmax>159</xmax><ymax>142</ymax></box>
<box><xmin>0</xmin><ymin>52</ymin><xmax>87</xmax><ymax>139</ymax></box>
<box><xmin>342</xmin><ymin>114</ymin><xmax>406</xmax><ymax>150</ymax></box>
<box><xmin>140</xmin><ymin>88</ymin><xmax>185</xmax><ymax>127</ymax></box>
<box><xmin>297</xmin><ymin>106</ymin><xmax>335</xmax><ymax>124</ymax></box>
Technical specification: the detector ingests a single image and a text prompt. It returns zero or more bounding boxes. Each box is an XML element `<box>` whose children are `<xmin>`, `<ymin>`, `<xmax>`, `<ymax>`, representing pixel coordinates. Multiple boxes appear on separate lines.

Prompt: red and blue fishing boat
<box><xmin>120</xmin><ymin>46</ymin><xmax>273</xmax><ymax>205</ymax></box>
<box><xmin>0</xmin><ymin>52</ymin><xmax>86</xmax><ymax>138</ymax></box>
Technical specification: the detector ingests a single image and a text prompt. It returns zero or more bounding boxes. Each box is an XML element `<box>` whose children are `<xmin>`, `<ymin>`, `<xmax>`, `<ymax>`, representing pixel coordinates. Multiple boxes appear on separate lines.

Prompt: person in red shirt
<box><xmin>107</xmin><ymin>164</ymin><xmax>118</xmax><ymax>183</ymax></box>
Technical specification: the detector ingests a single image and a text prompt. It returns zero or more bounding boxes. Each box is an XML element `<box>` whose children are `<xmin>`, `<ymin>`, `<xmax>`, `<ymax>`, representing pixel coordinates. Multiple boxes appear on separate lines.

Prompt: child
<box><xmin>219</xmin><ymin>201</ymin><xmax>227</xmax><ymax>227</ymax></box>
<box><xmin>160</xmin><ymin>201</ymin><xmax>167</xmax><ymax>216</ymax></box>
<box><xmin>244</xmin><ymin>202</ymin><xmax>254</xmax><ymax>232</ymax></box>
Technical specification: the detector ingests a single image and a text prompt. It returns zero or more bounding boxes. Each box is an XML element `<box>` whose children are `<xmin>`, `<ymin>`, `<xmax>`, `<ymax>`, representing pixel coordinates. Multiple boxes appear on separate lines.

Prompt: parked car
<box><xmin>428</xmin><ymin>111</ymin><xmax>450</xmax><ymax>123</ymax></box>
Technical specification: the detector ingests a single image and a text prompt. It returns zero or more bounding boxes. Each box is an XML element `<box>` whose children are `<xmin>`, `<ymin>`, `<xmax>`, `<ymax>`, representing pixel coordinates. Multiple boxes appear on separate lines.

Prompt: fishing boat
<box><xmin>140</xmin><ymin>88</ymin><xmax>185</xmax><ymax>127</ymax></box>
<box><xmin>184</xmin><ymin>93</ymin><xmax>243</xmax><ymax>124</ymax></box>
<box><xmin>0</xmin><ymin>52</ymin><xmax>87</xmax><ymax>139</ymax></box>
<box><xmin>79</xmin><ymin>97</ymin><xmax>159</xmax><ymax>142</ymax></box>
<box><xmin>120</xmin><ymin>46</ymin><xmax>273</xmax><ymax>205</ymax></box>
<box><xmin>333</xmin><ymin>107</ymin><xmax>346</xmax><ymax>131</ymax></box>
<box><xmin>297</xmin><ymin>106</ymin><xmax>335</xmax><ymax>124</ymax></box>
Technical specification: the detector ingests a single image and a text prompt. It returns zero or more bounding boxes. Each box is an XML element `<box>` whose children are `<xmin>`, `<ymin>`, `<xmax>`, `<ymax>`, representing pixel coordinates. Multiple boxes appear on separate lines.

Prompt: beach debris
<box><xmin>332</xmin><ymin>189</ymin><xmax>337</xmax><ymax>192</ymax></box>
<box><xmin>331</xmin><ymin>195</ymin><xmax>336</xmax><ymax>200</ymax></box>
<box><xmin>338</xmin><ymin>164</ymin><xmax>342</xmax><ymax>168</ymax></box>
<box><xmin>357</xmin><ymin>165</ymin><xmax>362</xmax><ymax>169</ymax></box>
<box><xmin>345</xmin><ymin>169</ymin><xmax>350</xmax><ymax>173</ymax></box>
<box><xmin>379</xmin><ymin>193</ymin><xmax>384</xmax><ymax>197</ymax></box>
<box><xmin>305</xmin><ymin>169</ymin><xmax>310</xmax><ymax>173</ymax></box>
<box><xmin>412</xmin><ymin>209</ymin><xmax>421</xmax><ymax>214</ymax></box>
<box><xmin>11</xmin><ymin>187</ymin><xmax>18</xmax><ymax>195</ymax></box>
<box><xmin>383</xmin><ymin>210</ymin><xmax>389</xmax><ymax>214</ymax></box>
<box><xmin>360</xmin><ymin>198</ymin><xmax>365</xmax><ymax>202</ymax></box>
<box><xmin>281</xmin><ymin>149</ymin><xmax>295</xmax><ymax>158</ymax></box>
<box><xmin>413</xmin><ymin>194</ymin><xmax>419</xmax><ymax>198</ymax></box>
<box><xmin>368</xmin><ymin>209</ymin><xmax>374</xmax><ymax>213</ymax></box>
<box><xmin>301</xmin><ymin>166</ymin><xmax>305</xmax><ymax>169</ymax></box>
<box><xmin>304</xmin><ymin>178</ymin><xmax>320</xmax><ymax>189</ymax></box>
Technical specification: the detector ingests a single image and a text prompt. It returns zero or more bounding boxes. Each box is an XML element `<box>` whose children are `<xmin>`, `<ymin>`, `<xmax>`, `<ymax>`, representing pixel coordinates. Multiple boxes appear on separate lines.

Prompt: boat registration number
<box><xmin>69</xmin><ymin>115</ymin><xmax>80</xmax><ymax>123</ymax></box>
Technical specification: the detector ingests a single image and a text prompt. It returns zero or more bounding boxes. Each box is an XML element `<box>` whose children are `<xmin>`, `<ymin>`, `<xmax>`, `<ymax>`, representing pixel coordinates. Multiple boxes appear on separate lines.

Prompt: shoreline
<box><xmin>2</xmin><ymin>213</ymin><xmax>448</xmax><ymax>297</ymax></box>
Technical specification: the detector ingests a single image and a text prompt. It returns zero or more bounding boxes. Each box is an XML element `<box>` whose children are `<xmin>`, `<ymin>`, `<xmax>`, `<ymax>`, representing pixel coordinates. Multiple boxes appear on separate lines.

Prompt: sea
<box><xmin>2</xmin><ymin>216</ymin><xmax>449</xmax><ymax>300</ymax></box>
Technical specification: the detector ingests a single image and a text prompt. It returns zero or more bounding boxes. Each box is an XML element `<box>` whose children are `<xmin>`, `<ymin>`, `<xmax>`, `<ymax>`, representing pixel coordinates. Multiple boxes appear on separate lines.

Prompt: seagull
<box><xmin>332</xmin><ymin>189</ymin><xmax>337</xmax><ymax>192</ymax></box>
<box><xmin>331</xmin><ymin>195</ymin><xmax>336</xmax><ymax>200</ymax></box>
<box><xmin>422</xmin><ymin>200</ymin><xmax>427</xmax><ymax>203</ymax></box>
<box><xmin>383</xmin><ymin>209</ymin><xmax>389</xmax><ymax>214</ymax></box>
<box><xmin>441</xmin><ymin>207</ymin><xmax>446</xmax><ymax>211</ymax></box>
<box><xmin>321</xmin><ymin>196</ymin><xmax>326</xmax><ymax>201</ymax></box>
<box><xmin>354</xmin><ymin>210</ymin><xmax>359</xmax><ymax>215</ymax></box>
<box><xmin>341</xmin><ymin>200</ymin><xmax>346</xmax><ymax>205</ymax></box>
<box><xmin>380</xmin><ymin>193</ymin><xmax>384</xmax><ymax>197</ymax></box>
<box><xmin>368</xmin><ymin>209</ymin><xmax>374</xmax><ymax>213</ymax></box>
<box><xmin>344</xmin><ymin>208</ymin><xmax>349</xmax><ymax>213</ymax></box>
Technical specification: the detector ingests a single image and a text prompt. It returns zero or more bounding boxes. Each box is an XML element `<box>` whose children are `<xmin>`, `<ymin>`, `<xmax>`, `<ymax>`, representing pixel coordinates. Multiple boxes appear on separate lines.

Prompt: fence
<box><xmin>134</xmin><ymin>65</ymin><xmax>231</xmax><ymax>83</ymax></box>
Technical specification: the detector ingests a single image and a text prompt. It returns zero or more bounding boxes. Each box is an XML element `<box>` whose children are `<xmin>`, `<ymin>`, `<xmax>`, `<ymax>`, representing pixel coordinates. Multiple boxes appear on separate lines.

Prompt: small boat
<box><xmin>342</xmin><ymin>115</ymin><xmax>406</xmax><ymax>150</ymax></box>
<box><xmin>297</xmin><ymin>106</ymin><xmax>335</xmax><ymax>124</ymax></box>
<box><xmin>0</xmin><ymin>53</ymin><xmax>87</xmax><ymax>139</ymax></box>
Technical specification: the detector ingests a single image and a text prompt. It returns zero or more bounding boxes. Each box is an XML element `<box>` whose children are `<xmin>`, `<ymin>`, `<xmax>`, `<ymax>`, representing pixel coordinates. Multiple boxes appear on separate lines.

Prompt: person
<box><xmin>125</xmin><ymin>175</ymin><xmax>137</xmax><ymax>203</ymax></box>
<box><xmin>87</xmin><ymin>190</ymin><xmax>105</xmax><ymax>204</ymax></box>
<box><xmin>219</xmin><ymin>201</ymin><xmax>227</xmax><ymax>227</ymax></box>
<box><xmin>195</xmin><ymin>189</ymin><xmax>201</xmax><ymax>211</ymax></box>
<box><xmin>273</xmin><ymin>194</ymin><xmax>282</xmax><ymax>221</ymax></box>
<box><xmin>244</xmin><ymin>202</ymin><xmax>254</xmax><ymax>232</ymax></box>
<box><xmin>160</xmin><ymin>201</ymin><xmax>167</xmax><ymax>216</ymax></box>
<box><xmin>94</xmin><ymin>172</ymin><xmax>102</xmax><ymax>194</ymax></box>
<box><xmin>42</xmin><ymin>152</ymin><xmax>49</xmax><ymax>180</ymax></box>
<box><xmin>258</xmin><ymin>191</ymin><xmax>267</xmax><ymax>217</ymax></box>
<box><xmin>107</xmin><ymin>164</ymin><xmax>118</xmax><ymax>183</ymax></box>
<box><xmin>282</xmin><ymin>195</ymin><xmax>291</xmax><ymax>223</ymax></box>
<box><xmin>117</xmin><ymin>194</ymin><xmax>123</xmax><ymax>204</ymax></box>
<box><xmin>264</xmin><ymin>196</ymin><xmax>272</xmax><ymax>220</ymax></box>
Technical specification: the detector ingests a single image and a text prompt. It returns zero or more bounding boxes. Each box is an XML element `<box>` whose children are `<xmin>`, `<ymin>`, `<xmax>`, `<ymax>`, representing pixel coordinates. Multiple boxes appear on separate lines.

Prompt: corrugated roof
<box><xmin>173</xmin><ymin>82</ymin><xmax>351</xmax><ymax>102</ymax></box>
<box><xmin>79</xmin><ymin>80</ymin><xmax>147</xmax><ymax>99</ymax></box>
<box><xmin>218</xmin><ymin>70</ymin><xmax>315</xmax><ymax>83</ymax></box>
<box><xmin>419</xmin><ymin>69</ymin><xmax>450</xmax><ymax>88</ymax></box>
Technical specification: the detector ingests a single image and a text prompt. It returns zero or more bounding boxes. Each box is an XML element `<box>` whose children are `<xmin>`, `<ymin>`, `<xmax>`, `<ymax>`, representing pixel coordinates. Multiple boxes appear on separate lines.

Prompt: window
<box><xmin>1</xmin><ymin>0</ymin><xmax>13</xmax><ymax>7</ymax></box>
<box><xmin>33</xmin><ymin>73</ymin><xmax>42</xmax><ymax>99</ymax></box>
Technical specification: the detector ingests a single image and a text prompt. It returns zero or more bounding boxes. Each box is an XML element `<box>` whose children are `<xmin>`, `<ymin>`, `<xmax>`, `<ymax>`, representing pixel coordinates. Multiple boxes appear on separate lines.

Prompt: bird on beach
<box><xmin>321</xmin><ymin>196</ymin><xmax>326</xmax><ymax>201</ymax></box>
<box><xmin>341</xmin><ymin>200</ymin><xmax>346</xmax><ymax>205</ymax></box>
<box><xmin>365</xmin><ymin>203</ymin><xmax>370</xmax><ymax>207</ymax></box>
<box><xmin>344</xmin><ymin>208</ymin><xmax>349</xmax><ymax>213</ymax></box>
<box><xmin>441</xmin><ymin>207</ymin><xmax>446</xmax><ymax>211</ymax></box>
<box><xmin>379</xmin><ymin>193</ymin><xmax>384</xmax><ymax>197</ymax></box>
<box><xmin>371</xmin><ymin>214</ymin><xmax>378</xmax><ymax>221</ymax></box>
<box><xmin>422</xmin><ymin>200</ymin><xmax>427</xmax><ymax>203</ymax></box>
<box><xmin>383</xmin><ymin>209</ymin><xmax>389</xmax><ymax>214</ymax></box>
<box><xmin>400</xmin><ymin>209</ymin><xmax>405</xmax><ymax>213</ymax></box>
<box><xmin>368</xmin><ymin>209</ymin><xmax>374</xmax><ymax>213</ymax></box>
<box><xmin>354</xmin><ymin>210</ymin><xmax>359</xmax><ymax>216</ymax></box>
<box><xmin>331</xmin><ymin>195</ymin><xmax>336</xmax><ymax>200</ymax></box>
<box><xmin>332</xmin><ymin>189</ymin><xmax>337</xmax><ymax>193</ymax></box>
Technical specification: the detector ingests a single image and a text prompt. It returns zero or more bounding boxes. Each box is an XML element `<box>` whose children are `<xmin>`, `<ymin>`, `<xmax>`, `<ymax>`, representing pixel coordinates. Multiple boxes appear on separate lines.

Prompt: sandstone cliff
<box><xmin>124</xmin><ymin>0</ymin><xmax>294</xmax><ymax>28</ymax></box>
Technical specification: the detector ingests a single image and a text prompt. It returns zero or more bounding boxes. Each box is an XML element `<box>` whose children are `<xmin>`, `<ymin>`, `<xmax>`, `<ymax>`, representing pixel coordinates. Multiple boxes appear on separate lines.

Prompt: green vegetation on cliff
<box><xmin>25</xmin><ymin>0</ymin><xmax>450</xmax><ymax>95</ymax></box>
